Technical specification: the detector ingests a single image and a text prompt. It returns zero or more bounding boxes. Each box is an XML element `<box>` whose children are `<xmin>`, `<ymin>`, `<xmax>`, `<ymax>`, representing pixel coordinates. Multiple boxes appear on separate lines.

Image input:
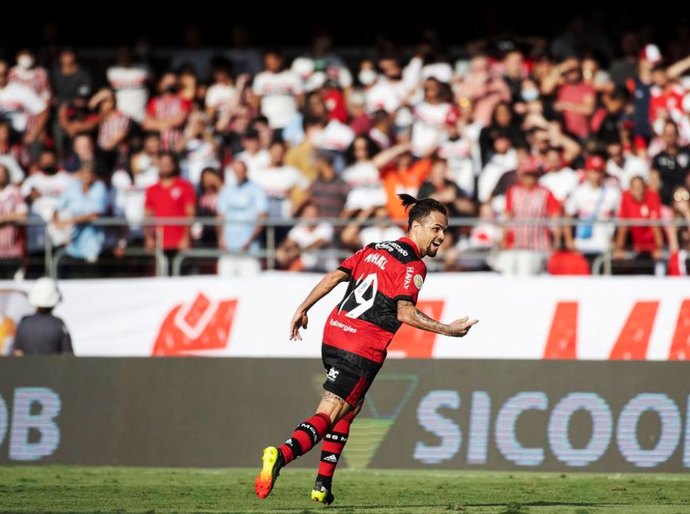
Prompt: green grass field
<box><xmin>1</xmin><ymin>466</ymin><xmax>689</xmax><ymax>513</ymax></box>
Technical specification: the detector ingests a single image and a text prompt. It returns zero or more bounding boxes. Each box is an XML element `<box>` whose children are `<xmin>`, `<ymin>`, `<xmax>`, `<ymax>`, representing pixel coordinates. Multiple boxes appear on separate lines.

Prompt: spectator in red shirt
<box><xmin>144</xmin><ymin>152</ymin><xmax>196</xmax><ymax>275</ymax></box>
<box><xmin>614</xmin><ymin>176</ymin><xmax>664</xmax><ymax>262</ymax></box>
<box><xmin>554</xmin><ymin>57</ymin><xmax>596</xmax><ymax>141</ymax></box>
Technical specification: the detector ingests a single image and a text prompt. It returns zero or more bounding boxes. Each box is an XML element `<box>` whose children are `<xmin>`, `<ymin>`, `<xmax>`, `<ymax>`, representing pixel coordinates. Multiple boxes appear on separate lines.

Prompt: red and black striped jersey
<box><xmin>323</xmin><ymin>237</ymin><xmax>427</xmax><ymax>364</ymax></box>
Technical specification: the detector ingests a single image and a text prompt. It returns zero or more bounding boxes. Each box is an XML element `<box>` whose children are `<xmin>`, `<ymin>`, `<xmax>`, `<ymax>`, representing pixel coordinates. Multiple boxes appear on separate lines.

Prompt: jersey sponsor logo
<box><xmin>414</xmin><ymin>274</ymin><xmax>424</xmax><ymax>289</ymax></box>
<box><xmin>364</xmin><ymin>252</ymin><xmax>388</xmax><ymax>270</ymax></box>
<box><xmin>375</xmin><ymin>242</ymin><xmax>408</xmax><ymax>256</ymax></box>
<box><xmin>327</xmin><ymin>367</ymin><xmax>340</xmax><ymax>382</ymax></box>
<box><xmin>404</xmin><ymin>266</ymin><xmax>415</xmax><ymax>290</ymax></box>
<box><xmin>329</xmin><ymin>318</ymin><xmax>358</xmax><ymax>333</ymax></box>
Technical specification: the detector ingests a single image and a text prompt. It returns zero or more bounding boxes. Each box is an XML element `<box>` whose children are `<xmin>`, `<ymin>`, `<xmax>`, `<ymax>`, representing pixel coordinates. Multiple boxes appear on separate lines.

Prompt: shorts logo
<box><xmin>327</xmin><ymin>367</ymin><xmax>340</xmax><ymax>382</ymax></box>
<box><xmin>414</xmin><ymin>274</ymin><xmax>424</xmax><ymax>289</ymax></box>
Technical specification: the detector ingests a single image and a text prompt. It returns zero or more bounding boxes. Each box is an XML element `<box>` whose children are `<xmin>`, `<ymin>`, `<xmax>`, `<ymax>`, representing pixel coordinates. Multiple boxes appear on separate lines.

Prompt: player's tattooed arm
<box><xmin>397</xmin><ymin>300</ymin><xmax>478</xmax><ymax>337</ymax></box>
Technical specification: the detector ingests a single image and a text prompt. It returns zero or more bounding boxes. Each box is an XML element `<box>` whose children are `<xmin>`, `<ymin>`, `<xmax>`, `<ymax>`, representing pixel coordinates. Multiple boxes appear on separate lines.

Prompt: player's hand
<box><xmin>289</xmin><ymin>310</ymin><xmax>309</xmax><ymax>341</ymax></box>
<box><xmin>446</xmin><ymin>316</ymin><xmax>478</xmax><ymax>337</ymax></box>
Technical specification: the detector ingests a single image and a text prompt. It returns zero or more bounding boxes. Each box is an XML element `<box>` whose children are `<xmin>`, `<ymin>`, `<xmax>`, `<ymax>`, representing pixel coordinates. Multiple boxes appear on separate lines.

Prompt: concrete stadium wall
<box><xmin>1</xmin><ymin>358</ymin><xmax>689</xmax><ymax>472</ymax></box>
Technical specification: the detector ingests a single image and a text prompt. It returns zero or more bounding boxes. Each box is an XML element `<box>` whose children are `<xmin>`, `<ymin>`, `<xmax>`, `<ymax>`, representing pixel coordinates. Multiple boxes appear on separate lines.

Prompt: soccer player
<box><xmin>254</xmin><ymin>194</ymin><xmax>478</xmax><ymax>504</ymax></box>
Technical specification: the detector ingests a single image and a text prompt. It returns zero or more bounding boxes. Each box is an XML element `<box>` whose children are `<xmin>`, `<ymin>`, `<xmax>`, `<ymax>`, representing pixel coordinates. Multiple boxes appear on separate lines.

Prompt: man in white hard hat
<box><xmin>13</xmin><ymin>277</ymin><xmax>73</xmax><ymax>356</ymax></box>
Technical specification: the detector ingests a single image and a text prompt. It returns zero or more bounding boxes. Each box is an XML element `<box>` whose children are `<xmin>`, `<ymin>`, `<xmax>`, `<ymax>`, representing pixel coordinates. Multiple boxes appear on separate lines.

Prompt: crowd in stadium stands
<box><xmin>1</xmin><ymin>25</ymin><xmax>690</xmax><ymax>279</ymax></box>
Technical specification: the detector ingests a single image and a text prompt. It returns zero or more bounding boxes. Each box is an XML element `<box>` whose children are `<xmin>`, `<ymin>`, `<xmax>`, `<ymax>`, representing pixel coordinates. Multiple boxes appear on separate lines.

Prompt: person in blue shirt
<box><xmin>216</xmin><ymin>160</ymin><xmax>268</xmax><ymax>276</ymax></box>
<box><xmin>52</xmin><ymin>161</ymin><xmax>108</xmax><ymax>277</ymax></box>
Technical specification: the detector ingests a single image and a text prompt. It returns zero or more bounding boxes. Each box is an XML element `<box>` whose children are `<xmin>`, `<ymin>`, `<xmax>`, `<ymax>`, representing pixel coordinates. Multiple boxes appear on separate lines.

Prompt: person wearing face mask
<box><xmin>20</xmin><ymin>149</ymin><xmax>72</xmax><ymax>277</ymax></box>
<box><xmin>8</xmin><ymin>49</ymin><xmax>51</xmax><ymax>159</ymax></box>
<box><xmin>9</xmin><ymin>49</ymin><xmax>51</xmax><ymax>104</ymax></box>
<box><xmin>142</xmin><ymin>72</ymin><xmax>192</xmax><ymax>152</ymax></box>
<box><xmin>364</xmin><ymin>56</ymin><xmax>410</xmax><ymax>114</ymax></box>
<box><xmin>521</xmin><ymin>86</ymin><xmax>540</xmax><ymax>103</ymax></box>
<box><xmin>0</xmin><ymin>59</ymin><xmax>48</xmax><ymax>158</ymax></box>
<box><xmin>358</xmin><ymin>60</ymin><xmax>378</xmax><ymax>90</ymax></box>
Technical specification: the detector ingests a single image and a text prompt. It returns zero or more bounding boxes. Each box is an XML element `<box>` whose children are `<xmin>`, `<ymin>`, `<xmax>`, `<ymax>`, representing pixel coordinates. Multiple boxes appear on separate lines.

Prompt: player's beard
<box><xmin>427</xmin><ymin>241</ymin><xmax>441</xmax><ymax>257</ymax></box>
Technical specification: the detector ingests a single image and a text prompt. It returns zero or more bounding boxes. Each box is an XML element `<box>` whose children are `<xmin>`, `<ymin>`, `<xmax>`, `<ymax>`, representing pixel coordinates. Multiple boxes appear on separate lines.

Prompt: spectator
<box><xmin>667</xmin><ymin>186</ymin><xmax>690</xmax><ymax>275</ymax></box>
<box><xmin>216</xmin><ymin>160</ymin><xmax>267</xmax><ymax>276</ymax></box>
<box><xmin>106</xmin><ymin>46</ymin><xmax>150</xmax><ymax>124</ymax></box>
<box><xmin>205</xmin><ymin>59</ymin><xmax>241</xmax><ymax>128</ymax></box>
<box><xmin>252</xmin><ymin>50</ymin><xmax>304</xmax><ymax>131</ymax></box>
<box><xmin>250</xmin><ymin>139</ymin><xmax>308</xmax><ymax>220</ymax></box>
<box><xmin>20</xmin><ymin>149</ymin><xmax>72</xmax><ymax>276</ymax></box>
<box><xmin>62</xmin><ymin>133</ymin><xmax>109</xmax><ymax>179</ymax></box>
<box><xmin>0</xmin><ymin>59</ymin><xmax>48</xmax><ymax>156</ymax></box>
<box><xmin>235</xmin><ymin>128</ymin><xmax>270</xmax><ymax>177</ymax></box>
<box><xmin>8</xmin><ymin>48</ymin><xmax>51</xmax><ymax>159</ymax></box>
<box><xmin>495</xmin><ymin>157</ymin><xmax>562</xmax><ymax>275</ymax></box>
<box><xmin>418</xmin><ymin>156</ymin><xmax>475</xmax><ymax>224</ymax></box>
<box><xmin>13</xmin><ymin>277</ymin><xmax>72</xmax><ymax>356</ymax></box>
<box><xmin>303</xmin><ymin>151</ymin><xmax>349</xmax><ymax>220</ymax></box>
<box><xmin>554</xmin><ymin>57</ymin><xmax>596</xmax><ymax>141</ymax></box>
<box><xmin>111</xmin><ymin>133</ymin><xmax>161</xmax><ymax>245</ymax></box>
<box><xmin>564</xmin><ymin>155</ymin><xmax>621</xmax><ymax>265</ymax></box>
<box><xmin>341</xmin><ymin>205</ymin><xmax>404</xmax><ymax>250</ymax></box>
<box><xmin>178</xmin><ymin>111</ymin><xmax>220</xmax><ymax>187</ymax></box>
<box><xmin>52</xmin><ymin>48</ymin><xmax>92</xmax><ymax>159</ymax></box>
<box><xmin>142</xmin><ymin>72</ymin><xmax>191</xmax><ymax>152</ymax></box>
<box><xmin>194</xmin><ymin>167</ymin><xmax>223</xmax><ymax>249</ymax></box>
<box><xmin>613</xmin><ymin>176</ymin><xmax>665</xmax><ymax>265</ymax></box>
<box><xmin>650</xmin><ymin>121</ymin><xmax>690</xmax><ymax>206</ymax></box>
<box><xmin>538</xmin><ymin>146</ymin><xmax>579</xmax><ymax>203</ymax></box>
<box><xmin>57</xmin><ymin>83</ymin><xmax>99</xmax><ymax>154</ymax></box>
<box><xmin>605</xmin><ymin>140</ymin><xmax>650</xmax><ymax>190</ymax></box>
<box><xmin>0</xmin><ymin>164</ymin><xmax>28</xmax><ymax>279</ymax></box>
<box><xmin>0</xmin><ymin>119</ymin><xmax>29</xmax><ymax>183</ymax></box>
<box><xmin>53</xmin><ymin>161</ymin><xmax>109</xmax><ymax>278</ymax></box>
<box><xmin>144</xmin><ymin>152</ymin><xmax>196</xmax><ymax>274</ymax></box>
<box><xmin>276</xmin><ymin>202</ymin><xmax>335</xmax><ymax>272</ymax></box>
<box><xmin>91</xmin><ymin>88</ymin><xmax>130</xmax><ymax>174</ymax></box>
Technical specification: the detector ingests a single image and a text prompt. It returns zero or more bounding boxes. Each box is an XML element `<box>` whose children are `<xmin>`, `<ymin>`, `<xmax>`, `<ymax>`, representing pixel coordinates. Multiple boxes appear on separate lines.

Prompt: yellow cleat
<box><xmin>254</xmin><ymin>446</ymin><xmax>282</xmax><ymax>499</ymax></box>
<box><xmin>311</xmin><ymin>481</ymin><xmax>335</xmax><ymax>506</ymax></box>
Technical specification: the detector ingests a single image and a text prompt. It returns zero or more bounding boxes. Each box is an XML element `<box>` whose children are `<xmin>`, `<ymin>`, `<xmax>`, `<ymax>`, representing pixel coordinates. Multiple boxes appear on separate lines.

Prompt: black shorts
<box><xmin>321</xmin><ymin>344</ymin><xmax>381</xmax><ymax>407</ymax></box>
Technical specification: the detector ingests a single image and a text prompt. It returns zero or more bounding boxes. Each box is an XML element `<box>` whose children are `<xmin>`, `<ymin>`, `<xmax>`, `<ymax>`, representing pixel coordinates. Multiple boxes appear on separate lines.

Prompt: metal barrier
<box><xmin>51</xmin><ymin>247</ymin><xmax>169</xmax><ymax>279</ymax></box>
<box><xmin>9</xmin><ymin>216</ymin><xmax>689</xmax><ymax>278</ymax></box>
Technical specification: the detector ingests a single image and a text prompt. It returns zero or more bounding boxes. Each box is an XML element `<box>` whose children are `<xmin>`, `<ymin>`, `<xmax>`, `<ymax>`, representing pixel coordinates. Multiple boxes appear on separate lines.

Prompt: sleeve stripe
<box><xmin>337</xmin><ymin>266</ymin><xmax>352</xmax><ymax>274</ymax></box>
<box><xmin>393</xmin><ymin>295</ymin><xmax>415</xmax><ymax>304</ymax></box>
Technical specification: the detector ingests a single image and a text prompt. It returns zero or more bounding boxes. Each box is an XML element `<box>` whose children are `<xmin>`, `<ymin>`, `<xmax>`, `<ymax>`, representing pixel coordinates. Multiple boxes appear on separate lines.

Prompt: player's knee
<box><xmin>316</xmin><ymin>391</ymin><xmax>346</xmax><ymax>422</ymax></box>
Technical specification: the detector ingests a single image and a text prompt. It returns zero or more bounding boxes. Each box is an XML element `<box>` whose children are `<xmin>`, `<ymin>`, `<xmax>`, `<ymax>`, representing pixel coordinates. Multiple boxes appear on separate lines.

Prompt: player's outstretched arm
<box><xmin>289</xmin><ymin>269</ymin><xmax>350</xmax><ymax>341</ymax></box>
<box><xmin>397</xmin><ymin>300</ymin><xmax>478</xmax><ymax>337</ymax></box>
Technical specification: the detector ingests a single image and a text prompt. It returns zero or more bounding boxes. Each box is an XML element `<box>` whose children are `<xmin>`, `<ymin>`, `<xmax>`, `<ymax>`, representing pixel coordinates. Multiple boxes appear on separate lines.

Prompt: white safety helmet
<box><xmin>28</xmin><ymin>277</ymin><xmax>62</xmax><ymax>309</ymax></box>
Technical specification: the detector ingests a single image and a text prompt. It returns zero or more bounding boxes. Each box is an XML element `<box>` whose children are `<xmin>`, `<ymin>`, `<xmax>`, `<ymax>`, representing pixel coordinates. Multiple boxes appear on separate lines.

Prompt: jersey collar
<box><xmin>399</xmin><ymin>237</ymin><xmax>421</xmax><ymax>258</ymax></box>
